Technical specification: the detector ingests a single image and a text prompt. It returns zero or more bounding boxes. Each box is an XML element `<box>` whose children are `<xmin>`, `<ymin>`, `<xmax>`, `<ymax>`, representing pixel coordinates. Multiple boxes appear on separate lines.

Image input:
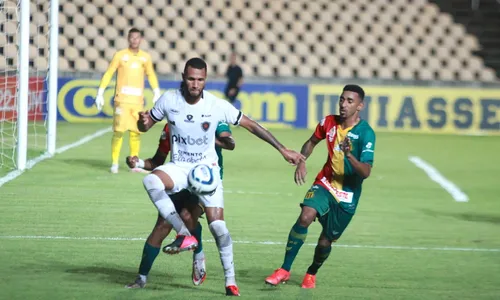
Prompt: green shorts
<box><xmin>300</xmin><ymin>184</ymin><xmax>353</xmax><ymax>241</ymax></box>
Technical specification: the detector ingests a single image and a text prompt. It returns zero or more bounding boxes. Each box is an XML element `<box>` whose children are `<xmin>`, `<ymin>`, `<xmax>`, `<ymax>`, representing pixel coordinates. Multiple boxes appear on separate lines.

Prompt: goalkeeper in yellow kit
<box><xmin>94</xmin><ymin>28</ymin><xmax>161</xmax><ymax>173</ymax></box>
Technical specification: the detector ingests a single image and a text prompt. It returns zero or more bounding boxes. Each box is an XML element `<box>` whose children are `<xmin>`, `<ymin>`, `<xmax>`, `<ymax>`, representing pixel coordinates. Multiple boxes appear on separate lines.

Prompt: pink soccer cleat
<box><xmin>163</xmin><ymin>235</ymin><xmax>198</xmax><ymax>254</ymax></box>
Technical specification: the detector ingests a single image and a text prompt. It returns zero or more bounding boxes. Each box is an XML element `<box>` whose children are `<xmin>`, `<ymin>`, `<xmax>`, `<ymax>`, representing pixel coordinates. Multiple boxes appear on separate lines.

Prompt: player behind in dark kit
<box><xmin>125</xmin><ymin>121</ymin><xmax>235</xmax><ymax>289</ymax></box>
<box><xmin>224</xmin><ymin>53</ymin><xmax>243</xmax><ymax>104</ymax></box>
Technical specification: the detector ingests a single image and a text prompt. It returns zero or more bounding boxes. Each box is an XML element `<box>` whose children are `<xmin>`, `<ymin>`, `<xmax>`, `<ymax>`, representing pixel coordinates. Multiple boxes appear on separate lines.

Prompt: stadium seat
<box><xmin>17</xmin><ymin>0</ymin><xmax>497</xmax><ymax>80</ymax></box>
<box><xmin>94</xmin><ymin>58</ymin><xmax>108</xmax><ymax>73</ymax></box>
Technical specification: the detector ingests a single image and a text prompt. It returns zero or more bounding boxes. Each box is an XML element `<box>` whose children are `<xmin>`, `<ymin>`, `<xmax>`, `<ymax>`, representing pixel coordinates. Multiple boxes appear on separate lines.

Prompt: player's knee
<box><xmin>143</xmin><ymin>173</ymin><xmax>165</xmax><ymax>201</ymax></box>
<box><xmin>112</xmin><ymin>131</ymin><xmax>124</xmax><ymax>138</ymax></box>
<box><xmin>151</xmin><ymin>170</ymin><xmax>175</xmax><ymax>190</ymax></box>
<box><xmin>180</xmin><ymin>208</ymin><xmax>193</xmax><ymax>224</ymax></box>
<box><xmin>209</xmin><ymin>220</ymin><xmax>231</xmax><ymax>248</ymax></box>
<box><xmin>298</xmin><ymin>209</ymin><xmax>316</xmax><ymax>227</ymax></box>
<box><xmin>318</xmin><ymin>238</ymin><xmax>332</xmax><ymax>248</ymax></box>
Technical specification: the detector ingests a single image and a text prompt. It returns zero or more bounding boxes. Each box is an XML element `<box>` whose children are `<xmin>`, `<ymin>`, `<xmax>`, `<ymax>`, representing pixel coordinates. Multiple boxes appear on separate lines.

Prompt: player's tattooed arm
<box><xmin>341</xmin><ymin>138</ymin><xmax>372</xmax><ymax>179</ymax></box>
<box><xmin>137</xmin><ymin>111</ymin><xmax>157</xmax><ymax>132</ymax></box>
<box><xmin>239</xmin><ymin>115</ymin><xmax>285</xmax><ymax>150</ymax></box>
<box><xmin>126</xmin><ymin>149</ymin><xmax>167</xmax><ymax>171</ymax></box>
<box><xmin>215</xmin><ymin>132</ymin><xmax>235</xmax><ymax>150</ymax></box>
<box><xmin>239</xmin><ymin>115</ymin><xmax>305</xmax><ymax>165</ymax></box>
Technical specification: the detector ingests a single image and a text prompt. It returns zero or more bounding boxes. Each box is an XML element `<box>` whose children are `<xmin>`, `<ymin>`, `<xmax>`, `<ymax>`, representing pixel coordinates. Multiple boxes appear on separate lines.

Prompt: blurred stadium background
<box><xmin>1</xmin><ymin>0</ymin><xmax>500</xmax><ymax>299</ymax></box>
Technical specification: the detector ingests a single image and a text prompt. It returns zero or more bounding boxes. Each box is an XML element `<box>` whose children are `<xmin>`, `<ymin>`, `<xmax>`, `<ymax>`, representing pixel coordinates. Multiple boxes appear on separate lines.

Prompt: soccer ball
<box><xmin>188</xmin><ymin>164</ymin><xmax>219</xmax><ymax>196</ymax></box>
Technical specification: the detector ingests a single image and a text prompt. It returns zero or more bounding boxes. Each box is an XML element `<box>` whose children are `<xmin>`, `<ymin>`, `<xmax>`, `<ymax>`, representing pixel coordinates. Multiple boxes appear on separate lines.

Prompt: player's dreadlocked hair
<box><xmin>184</xmin><ymin>57</ymin><xmax>207</xmax><ymax>73</ymax></box>
<box><xmin>343</xmin><ymin>84</ymin><xmax>365</xmax><ymax>101</ymax></box>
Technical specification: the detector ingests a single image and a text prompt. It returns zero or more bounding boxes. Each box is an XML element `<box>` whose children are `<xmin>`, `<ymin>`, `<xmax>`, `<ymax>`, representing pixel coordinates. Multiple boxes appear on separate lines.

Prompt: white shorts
<box><xmin>154</xmin><ymin>162</ymin><xmax>225</xmax><ymax>208</ymax></box>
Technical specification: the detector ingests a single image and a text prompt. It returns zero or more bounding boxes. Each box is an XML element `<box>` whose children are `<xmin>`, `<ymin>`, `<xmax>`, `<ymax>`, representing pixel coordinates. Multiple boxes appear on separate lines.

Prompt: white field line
<box><xmin>0</xmin><ymin>235</ymin><xmax>498</xmax><ymax>252</ymax></box>
<box><xmin>0</xmin><ymin>127</ymin><xmax>112</xmax><ymax>187</ymax></box>
<box><xmin>408</xmin><ymin>156</ymin><xmax>469</xmax><ymax>202</ymax></box>
<box><xmin>225</xmin><ymin>190</ymin><xmax>294</xmax><ymax>196</ymax></box>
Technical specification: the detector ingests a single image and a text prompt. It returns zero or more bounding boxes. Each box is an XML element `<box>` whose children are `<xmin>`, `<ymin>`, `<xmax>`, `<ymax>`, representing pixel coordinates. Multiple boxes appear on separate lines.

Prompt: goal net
<box><xmin>0</xmin><ymin>0</ymin><xmax>58</xmax><ymax>175</ymax></box>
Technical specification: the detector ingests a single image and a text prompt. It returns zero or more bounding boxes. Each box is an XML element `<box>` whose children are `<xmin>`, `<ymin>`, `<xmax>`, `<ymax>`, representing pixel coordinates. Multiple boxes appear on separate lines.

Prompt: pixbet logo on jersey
<box><xmin>172</xmin><ymin>134</ymin><xmax>209</xmax><ymax>145</ymax></box>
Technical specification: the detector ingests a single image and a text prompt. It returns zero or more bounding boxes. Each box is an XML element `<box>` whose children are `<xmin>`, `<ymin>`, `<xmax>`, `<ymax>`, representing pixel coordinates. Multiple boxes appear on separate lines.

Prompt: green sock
<box><xmin>138</xmin><ymin>242</ymin><xmax>160</xmax><ymax>276</ymax></box>
<box><xmin>306</xmin><ymin>245</ymin><xmax>332</xmax><ymax>275</ymax></box>
<box><xmin>192</xmin><ymin>222</ymin><xmax>203</xmax><ymax>255</ymax></box>
<box><xmin>281</xmin><ymin>222</ymin><xmax>308</xmax><ymax>272</ymax></box>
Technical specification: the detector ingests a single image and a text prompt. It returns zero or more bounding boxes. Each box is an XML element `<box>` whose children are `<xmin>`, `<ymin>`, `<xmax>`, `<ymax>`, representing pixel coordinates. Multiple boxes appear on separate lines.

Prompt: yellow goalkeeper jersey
<box><xmin>99</xmin><ymin>48</ymin><xmax>159</xmax><ymax>105</ymax></box>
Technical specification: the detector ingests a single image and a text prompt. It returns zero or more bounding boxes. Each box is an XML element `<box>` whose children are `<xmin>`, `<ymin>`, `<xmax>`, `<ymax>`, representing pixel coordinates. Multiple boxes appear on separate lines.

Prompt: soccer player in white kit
<box><xmin>137</xmin><ymin>57</ymin><xmax>304</xmax><ymax>296</ymax></box>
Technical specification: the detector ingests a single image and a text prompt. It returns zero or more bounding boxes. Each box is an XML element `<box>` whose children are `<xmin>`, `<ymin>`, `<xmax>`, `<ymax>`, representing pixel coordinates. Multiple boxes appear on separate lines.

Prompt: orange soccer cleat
<box><xmin>225</xmin><ymin>285</ymin><xmax>240</xmax><ymax>296</ymax></box>
<box><xmin>265</xmin><ymin>268</ymin><xmax>291</xmax><ymax>286</ymax></box>
<box><xmin>301</xmin><ymin>273</ymin><xmax>316</xmax><ymax>289</ymax></box>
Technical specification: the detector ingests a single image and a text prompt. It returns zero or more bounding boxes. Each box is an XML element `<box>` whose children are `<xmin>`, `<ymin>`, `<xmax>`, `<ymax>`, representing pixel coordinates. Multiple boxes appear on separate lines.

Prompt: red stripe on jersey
<box><xmin>313</xmin><ymin>115</ymin><xmax>340</xmax><ymax>188</ymax></box>
<box><xmin>158</xmin><ymin>124</ymin><xmax>171</xmax><ymax>155</ymax></box>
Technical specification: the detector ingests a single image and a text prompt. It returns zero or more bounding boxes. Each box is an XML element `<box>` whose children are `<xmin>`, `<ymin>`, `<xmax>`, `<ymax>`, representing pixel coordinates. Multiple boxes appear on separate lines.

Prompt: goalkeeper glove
<box><xmin>153</xmin><ymin>88</ymin><xmax>161</xmax><ymax>104</ymax></box>
<box><xmin>95</xmin><ymin>88</ymin><xmax>104</xmax><ymax>111</ymax></box>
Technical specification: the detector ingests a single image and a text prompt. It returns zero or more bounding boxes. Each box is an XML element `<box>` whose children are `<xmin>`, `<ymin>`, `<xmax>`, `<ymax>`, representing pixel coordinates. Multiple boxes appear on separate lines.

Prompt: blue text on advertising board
<box><xmin>308</xmin><ymin>85</ymin><xmax>500</xmax><ymax>134</ymax></box>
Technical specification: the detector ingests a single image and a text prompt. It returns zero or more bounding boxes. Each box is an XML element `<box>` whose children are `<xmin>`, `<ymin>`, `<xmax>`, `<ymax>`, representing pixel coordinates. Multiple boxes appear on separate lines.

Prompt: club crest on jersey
<box><xmin>160</xmin><ymin>130</ymin><xmax>167</xmax><ymax>140</ymax></box>
<box><xmin>184</xmin><ymin>114</ymin><xmax>194</xmax><ymax>123</ymax></box>
<box><xmin>201</xmin><ymin>121</ymin><xmax>211</xmax><ymax>132</ymax></box>
<box><xmin>327</xmin><ymin>126</ymin><xmax>336</xmax><ymax>142</ymax></box>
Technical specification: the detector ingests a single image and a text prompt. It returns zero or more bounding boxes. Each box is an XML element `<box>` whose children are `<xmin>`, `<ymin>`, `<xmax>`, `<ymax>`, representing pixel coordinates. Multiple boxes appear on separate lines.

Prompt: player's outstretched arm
<box><xmin>215</xmin><ymin>131</ymin><xmax>235</xmax><ymax>150</ymax></box>
<box><xmin>126</xmin><ymin>149</ymin><xmax>168</xmax><ymax>171</ymax></box>
<box><xmin>137</xmin><ymin>111</ymin><xmax>157</xmax><ymax>132</ymax></box>
<box><xmin>239</xmin><ymin>115</ymin><xmax>305</xmax><ymax>165</ymax></box>
<box><xmin>295</xmin><ymin>134</ymin><xmax>321</xmax><ymax>185</ymax></box>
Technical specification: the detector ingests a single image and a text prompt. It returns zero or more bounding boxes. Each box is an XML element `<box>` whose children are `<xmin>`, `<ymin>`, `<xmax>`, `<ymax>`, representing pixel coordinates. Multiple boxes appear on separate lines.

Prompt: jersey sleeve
<box><xmin>313</xmin><ymin>117</ymin><xmax>328</xmax><ymax>140</ymax></box>
<box><xmin>157</xmin><ymin>124</ymin><xmax>171</xmax><ymax>155</ymax></box>
<box><xmin>216</xmin><ymin>121</ymin><xmax>231</xmax><ymax>137</ymax></box>
<box><xmin>218</xmin><ymin>98</ymin><xmax>242</xmax><ymax>125</ymax></box>
<box><xmin>144</xmin><ymin>53</ymin><xmax>159</xmax><ymax>89</ymax></box>
<box><xmin>99</xmin><ymin>52</ymin><xmax>121</xmax><ymax>89</ymax></box>
<box><xmin>360</xmin><ymin>127</ymin><xmax>376</xmax><ymax>165</ymax></box>
<box><xmin>149</xmin><ymin>91</ymin><xmax>171</xmax><ymax>122</ymax></box>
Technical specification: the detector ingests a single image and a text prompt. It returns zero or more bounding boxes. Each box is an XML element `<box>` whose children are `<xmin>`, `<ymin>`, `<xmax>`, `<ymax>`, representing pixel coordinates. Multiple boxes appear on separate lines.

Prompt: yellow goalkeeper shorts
<box><xmin>113</xmin><ymin>102</ymin><xmax>144</xmax><ymax>133</ymax></box>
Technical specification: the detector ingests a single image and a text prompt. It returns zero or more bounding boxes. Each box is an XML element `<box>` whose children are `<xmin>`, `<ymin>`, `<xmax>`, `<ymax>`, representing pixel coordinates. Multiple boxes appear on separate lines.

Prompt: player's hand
<box><xmin>152</xmin><ymin>88</ymin><xmax>161</xmax><ymax>104</ymax></box>
<box><xmin>340</xmin><ymin>137</ymin><xmax>352</xmax><ymax>154</ymax></box>
<box><xmin>94</xmin><ymin>95</ymin><xmax>104</xmax><ymax>111</ymax></box>
<box><xmin>126</xmin><ymin>156</ymin><xmax>139</xmax><ymax>168</ymax></box>
<box><xmin>294</xmin><ymin>161</ymin><xmax>307</xmax><ymax>185</ymax></box>
<box><xmin>228</xmin><ymin>88</ymin><xmax>237</xmax><ymax>96</ymax></box>
<box><xmin>280</xmin><ymin>148</ymin><xmax>305</xmax><ymax>166</ymax></box>
<box><xmin>138</xmin><ymin>111</ymin><xmax>151</xmax><ymax>132</ymax></box>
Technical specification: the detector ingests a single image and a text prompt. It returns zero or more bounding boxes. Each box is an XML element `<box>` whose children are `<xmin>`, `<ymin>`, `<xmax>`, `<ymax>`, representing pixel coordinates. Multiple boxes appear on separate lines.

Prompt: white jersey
<box><xmin>150</xmin><ymin>89</ymin><xmax>242</xmax><ymax>168</ymax></box>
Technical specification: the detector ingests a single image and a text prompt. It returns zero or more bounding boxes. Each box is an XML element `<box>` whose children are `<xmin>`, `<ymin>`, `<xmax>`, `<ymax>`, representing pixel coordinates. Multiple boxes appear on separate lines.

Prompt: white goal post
<box><xmin>0</xmin><ymin>0</ymin><xmax>58</xmax><ymax>172</ymax></box>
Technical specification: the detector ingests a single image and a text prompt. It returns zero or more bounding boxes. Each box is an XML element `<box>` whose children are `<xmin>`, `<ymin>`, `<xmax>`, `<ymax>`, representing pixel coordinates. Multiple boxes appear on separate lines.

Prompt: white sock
<box><xmin>194</xmin><ymin>250</ymin><xmax>205</xmax><ymax>261</ymax></box>
<box><xmin>139</xmin><ymin>274</ymin><xmax>147</xmax><ymax>282</ymax></box>
<box><xmin>209</xmin><ymin>220</ymin><xmax>236</xmax><ymax>286</ymax></box>
<box><xmin>143</xmin><ymin>174</ymin><xmax>190</xmax><ymax>236</ymax></box>
<box><xmin>155</xmin><ymin>198</ymin><xmax>191</xmax><ymax>236</ymax></box>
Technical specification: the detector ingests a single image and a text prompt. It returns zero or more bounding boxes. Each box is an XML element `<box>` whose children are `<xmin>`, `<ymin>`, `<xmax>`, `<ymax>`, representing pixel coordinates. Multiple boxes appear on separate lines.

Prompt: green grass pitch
<box><xmin>0</xmin><ymin>123</ymin><xmax>499</xmax><ymax>299</ymax></box>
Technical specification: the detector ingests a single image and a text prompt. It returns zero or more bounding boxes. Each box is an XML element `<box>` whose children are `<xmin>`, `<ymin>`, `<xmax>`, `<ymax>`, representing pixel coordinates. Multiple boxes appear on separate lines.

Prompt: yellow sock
<box><xmin>111</xmin><ymin>131</ymin><xmax>124</xmax><ymax>165</ymax></box>
<box><xmin>129</xmin><ymin>131</ymin><xmax>141</xmax><ymax>157</ymax></box>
